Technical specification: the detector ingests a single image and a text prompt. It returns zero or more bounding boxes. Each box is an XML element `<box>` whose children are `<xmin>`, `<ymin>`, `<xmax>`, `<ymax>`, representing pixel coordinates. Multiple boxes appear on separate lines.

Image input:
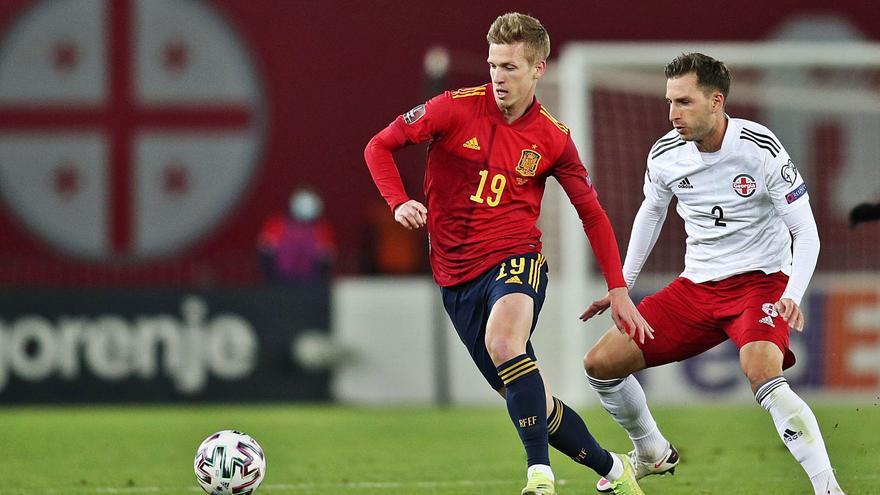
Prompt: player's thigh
<box><xmin>584</xmin><ymin>326</ymin><xmax>646</xmax><ymax>379</ymax></box>
<box><xmin>485</xmin><ymin>293</ymin><xmax>533</xmax><ymax>360</ymax></box>
<box><xmin>439</xmin><ymin>253</ymin><xmax>545</xmax><ymax>390</ymax></box>
<box><xmin>722</xmin><ymin>272</ymin><xmax>795</xmax><ymax>378</ymax></box>
<box><xmin>484</xmin><ymin>253</ymin><xmax>549</xmax><ymax>363</ymax></box>
<box><xmin>440</xmin><ymin>275</ymin><xmax>501</xmax><ymax>390</ymax></box>
<box><xmin>633</xmin><ymin>278</ymin><xmax>727</xmax><ymax>368</ymax></box>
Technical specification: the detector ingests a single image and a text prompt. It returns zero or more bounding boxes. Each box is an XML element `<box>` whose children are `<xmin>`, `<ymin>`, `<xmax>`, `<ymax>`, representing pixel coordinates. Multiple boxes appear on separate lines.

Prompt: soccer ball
<box><xmin>194</xmin><ymin>430</ymin><xmax>266</xmax><ymax>495</ymax></box>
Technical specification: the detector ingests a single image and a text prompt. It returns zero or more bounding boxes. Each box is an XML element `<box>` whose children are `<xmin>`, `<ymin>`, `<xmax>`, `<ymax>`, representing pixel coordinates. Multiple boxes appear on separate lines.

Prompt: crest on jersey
<box><xmin>403</xmin><ymin>104</ymin><xmax>426</xmax><ymax>124</ymax></box>
<box><xmin>516</xmin><ymin>149</ymin><xmax>542</xmax><ymax>177</ymax></box>
<box><xmin>732</xmin><ymin>174</ymin><xmax>757</xmax><ymax>197</ymax></box>
<box><xmin>781</xmin><ymin>159</ymin><xmax>798</xmax><ymax>185</ymax></box>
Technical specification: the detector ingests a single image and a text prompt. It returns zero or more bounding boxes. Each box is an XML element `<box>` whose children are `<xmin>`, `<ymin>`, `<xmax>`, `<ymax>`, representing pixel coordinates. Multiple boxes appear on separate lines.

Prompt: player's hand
<box><xmin>393</xmin><ymin>200</ymin><xmax>427</xmax><ymax>230</ymax></box>
<box><xmin>579</xmin><ymin>293</ymin><xmax>611</xmax><ymax>321</ymax></box>
<box><xmin>775</xmin><ymin>298</ymin><xmax>804</xmax><ymax>332</ymax></box>
<box><xmin>580</xmin><ymin>288</ymin><xmax>654</xmax><ymax>344</ymax></box>
<box><xmin>607</xmin><ymin>287</ymin><xmax>654</xmax><ymax>344</ymax></box>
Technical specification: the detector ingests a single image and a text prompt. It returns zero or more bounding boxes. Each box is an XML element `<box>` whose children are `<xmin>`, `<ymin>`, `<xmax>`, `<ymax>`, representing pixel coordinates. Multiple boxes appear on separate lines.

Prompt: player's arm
<box><xmin>553</xmin><ymin>137</ymin><xmax>654</xmax><ymax>343</ymax></box>
<box><xmin>766</xmin><ymin>152</ymin><xmax>819</xmax><ymax>331</ymax></box>
<box><xmin>364</xmin><ymin>96</ymin><xmax>451</xmax><ymax>229</ymax></box>
<box><xmin>364</xmin><ymin>125</ymin><xmax>426</xmax><ymax>229</ymax></box>
<box><xmin>777</xmin><ymin>205</ymin><xmax>819</xmax><ymax>331</ymax></box>
<box><xmin>579</xmin><ymin>158</ymin><xmax>671</xmax><ymax>316</ymax></box>
<box><xmin>620</xmin><ymin>165</ymin><xmax>673</xmax><ymax>289</ymax></box>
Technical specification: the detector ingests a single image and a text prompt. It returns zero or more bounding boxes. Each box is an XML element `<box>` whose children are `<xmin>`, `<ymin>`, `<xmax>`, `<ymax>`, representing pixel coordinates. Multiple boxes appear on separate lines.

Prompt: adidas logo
<box><xmin>759</xmin><ymin>315</ymin><xmax>775</xmax><ymax>327</ymax></box>
<box><xmin>505</xmin><ymin>275</ymin><xmax>523</xmax><ymax>284</ymax></box>
<box><xmin>462</xmin><ymin>137</ymin><xmax>480</xmax><ymax>150</ymax></box>
<box><xmin>677</xmin><ymin>177</ymin><xmax>693</xmax><ymax>189</ymax></box>
<box><xmin>783</xmin><ymin>428</ymin><xmax>802</xmax><ymax>443</ymax></box>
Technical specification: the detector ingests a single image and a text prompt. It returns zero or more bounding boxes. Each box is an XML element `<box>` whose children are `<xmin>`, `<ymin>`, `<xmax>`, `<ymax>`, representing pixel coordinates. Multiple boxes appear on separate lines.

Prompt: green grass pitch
<box><xmin>3</xmin><ymin>402</ymin><xmax>878</xmax><ymax>494</ymax></box>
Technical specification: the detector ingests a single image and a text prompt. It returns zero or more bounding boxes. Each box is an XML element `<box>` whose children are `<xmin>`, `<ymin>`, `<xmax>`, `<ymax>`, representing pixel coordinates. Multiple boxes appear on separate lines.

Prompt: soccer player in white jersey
<box><xmin>580</xmin><ymin>53</ymin><xmax>845</xmax><ymax>494</ymax></box>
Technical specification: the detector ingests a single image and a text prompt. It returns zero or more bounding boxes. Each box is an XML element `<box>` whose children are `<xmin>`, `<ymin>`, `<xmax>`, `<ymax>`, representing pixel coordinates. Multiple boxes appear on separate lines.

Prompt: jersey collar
<box><xmin>717</xmin><ymin>114</ymin><xmax>736</xmax><ymax>156</ymax></box>
<box><xmin>485</xmin><ymin>85</ymin><xmax>542</xmax><ymax>129</ymax></box>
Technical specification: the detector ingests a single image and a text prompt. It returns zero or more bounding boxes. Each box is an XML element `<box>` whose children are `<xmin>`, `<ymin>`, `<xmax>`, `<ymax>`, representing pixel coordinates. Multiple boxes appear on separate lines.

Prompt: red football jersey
<box><xmin>367</xmin><ymin>84</ymin><xmax>623</xmax><ymax>288</ymax></box>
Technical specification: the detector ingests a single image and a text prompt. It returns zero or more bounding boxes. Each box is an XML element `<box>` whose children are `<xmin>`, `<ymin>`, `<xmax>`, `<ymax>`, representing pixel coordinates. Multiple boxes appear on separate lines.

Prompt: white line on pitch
<box><xmin>88</xmin><ymin>478</ymin><xmax>570</xmax><ymax>493</ymax></box>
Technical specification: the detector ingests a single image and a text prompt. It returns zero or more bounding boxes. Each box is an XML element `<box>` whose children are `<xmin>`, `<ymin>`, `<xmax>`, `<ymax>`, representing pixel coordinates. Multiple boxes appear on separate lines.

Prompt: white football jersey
<box><xmin>644</xmin><ymin>117</ymin><xmax>810</xmax><ymax>283</ymax></box>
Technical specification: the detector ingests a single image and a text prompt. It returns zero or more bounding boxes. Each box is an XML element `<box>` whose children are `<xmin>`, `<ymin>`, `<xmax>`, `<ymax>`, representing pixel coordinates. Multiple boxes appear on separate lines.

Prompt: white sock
<box><xmin>756</xmin><ymin>377</ymin><xmax>839</xmax><ymax>494</ymax></box>
<box><xmin>604</xmin><ymin>452</ymin><xmax>625</xmax><ymax>481</ymax></box>
<box><xmin>587</xmin><ymin>373</ymin><xmax>668</xmax><ymax>461</ymax></box>
<box><xmin>527</xmin><ymin>464</ymin><xmax>554</xmax><ymax>482</ymax></box>
<box><xmin>809</xmin><ymin>468</ymin><xmax>844</xmax><ymax>494</ymax></box>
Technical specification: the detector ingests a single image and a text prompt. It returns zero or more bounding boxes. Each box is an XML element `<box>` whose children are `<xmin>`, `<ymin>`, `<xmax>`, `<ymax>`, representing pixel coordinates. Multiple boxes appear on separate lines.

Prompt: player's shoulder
<box><xmin>446</xmin><ymin>84</ymin><xmax>490</xmax><ymax>102</ymax></box>
<box><xmin>432</xmin><ymin>84</ymin><xmax>489</xmax><ymax>118</ymax></box>
<box><xmin>733</xmin><ymin>118</ymin><xmax>784</xmax><ymax>158</ymax></box>
<box><xmin>536</xmin><ymin>105</ymin><xmax>570</xmax><ymax>136</ymax></box>
<box><xmin>648</xmin><ymin>129</ymin><xmax>687</xmax><ymax>162</ymax></box>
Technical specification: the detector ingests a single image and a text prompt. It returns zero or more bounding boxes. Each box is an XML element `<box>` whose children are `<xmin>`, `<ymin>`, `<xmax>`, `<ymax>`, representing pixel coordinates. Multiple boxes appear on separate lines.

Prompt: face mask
<box><xmin>290</xmin><ymin>190</ymin><xmax>322</xmax><ymax>221</ymax></box>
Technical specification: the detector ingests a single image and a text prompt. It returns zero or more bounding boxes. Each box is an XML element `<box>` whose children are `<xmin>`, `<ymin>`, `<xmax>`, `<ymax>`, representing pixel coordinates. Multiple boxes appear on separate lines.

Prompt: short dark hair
<box><xmin>665</xmin><ymin>52</ymin><xmax>730</xmax><ymax>99</ymax></box>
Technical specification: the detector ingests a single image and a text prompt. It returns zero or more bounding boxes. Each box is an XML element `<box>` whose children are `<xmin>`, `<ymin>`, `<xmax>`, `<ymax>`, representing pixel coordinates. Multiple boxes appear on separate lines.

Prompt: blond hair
<box><xmin>486</xmin><ymin>12</ymin><xmax>550</xmax><ymax>65</ymax></box>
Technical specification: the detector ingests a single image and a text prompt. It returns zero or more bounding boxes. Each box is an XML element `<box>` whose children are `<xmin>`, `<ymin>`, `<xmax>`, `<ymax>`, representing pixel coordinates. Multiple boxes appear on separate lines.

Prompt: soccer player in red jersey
<box><xmin>364</xmin><ymin>12</ymin><xmax>652</xmax><ymax>495</ymax></box>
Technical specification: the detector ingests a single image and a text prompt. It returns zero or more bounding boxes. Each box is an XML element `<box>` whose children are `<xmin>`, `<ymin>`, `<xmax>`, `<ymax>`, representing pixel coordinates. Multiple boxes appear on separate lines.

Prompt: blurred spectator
<box><xmin>849</xmin><ymin>201</ymin><xmax>880</xmax><ymax>227</ymax></box>
<box><xmin>258</xmin><ymin>187</ymin><xmax>336</xmax><ymax>285</ymax></box>
<box><xmin>361</xmin><ymin>199</ymin><xmax>427</xmax><ymax>275</ymax></box>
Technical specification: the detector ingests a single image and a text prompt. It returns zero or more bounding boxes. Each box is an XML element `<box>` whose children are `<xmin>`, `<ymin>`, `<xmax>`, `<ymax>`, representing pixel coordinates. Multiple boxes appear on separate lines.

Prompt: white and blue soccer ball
<box><xmin>194</xmin><ymin>430</ymin><xmax>266</xmax><ymax>495</ymax></box>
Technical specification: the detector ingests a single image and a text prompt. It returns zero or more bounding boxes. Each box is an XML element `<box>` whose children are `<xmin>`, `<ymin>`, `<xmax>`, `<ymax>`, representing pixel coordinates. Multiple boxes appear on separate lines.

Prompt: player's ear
<box><xmin>533</xmin><ymin>59</ymin><xmax>546</xmax><ymax>79</ymax></box>
<box><xmin>713</xmin><ymin>92</ymin><xmax>724</xmax><ymax>112</ymax></box>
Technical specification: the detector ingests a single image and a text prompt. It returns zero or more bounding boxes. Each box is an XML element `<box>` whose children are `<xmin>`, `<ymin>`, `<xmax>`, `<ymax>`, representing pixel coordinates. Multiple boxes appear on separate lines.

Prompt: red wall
<box><xmin>0</xmin><ymin>0</ymin><xmax>876</xmax><ymax>286</ymax></box>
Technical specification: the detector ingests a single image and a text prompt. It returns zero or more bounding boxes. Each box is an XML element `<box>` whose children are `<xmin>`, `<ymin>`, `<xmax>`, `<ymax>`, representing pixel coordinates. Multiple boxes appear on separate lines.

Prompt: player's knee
<box><xmin>485</xmin><ymin>336</ymin><xmax>521</xmax><ymax>365</ymax></box>
<box><xmin>583</xmin><ymin>346</ymin><xmax>613</xmax><ymax>379</ymax></box>
<box><xmin>743</xmin><ymin>366</ymin><xmax>779</xmax><ymax>391</ymax></box>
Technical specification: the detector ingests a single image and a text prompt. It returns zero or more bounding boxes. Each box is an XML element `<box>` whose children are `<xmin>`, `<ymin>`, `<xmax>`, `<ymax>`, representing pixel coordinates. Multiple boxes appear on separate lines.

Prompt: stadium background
<box><xmin>0</xmin><ymin>0</ymin><xmax>877</xmax><ymax>407</ymax></box>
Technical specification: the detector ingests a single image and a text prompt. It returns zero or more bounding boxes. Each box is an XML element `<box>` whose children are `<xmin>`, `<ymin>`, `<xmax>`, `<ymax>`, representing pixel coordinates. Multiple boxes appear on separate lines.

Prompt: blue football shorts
<box><xmin>440</xmin><ymin>252</ymin><xmax>549</xmax><ymax>390</ymax></box>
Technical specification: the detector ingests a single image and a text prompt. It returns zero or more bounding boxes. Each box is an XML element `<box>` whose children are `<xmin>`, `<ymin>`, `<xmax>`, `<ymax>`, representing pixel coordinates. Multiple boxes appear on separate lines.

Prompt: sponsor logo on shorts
<box><xmin>759</xmin><ymin>316</ymin><xmax>775</xmax><ymax>327</ymax></box>
<box><xmin>762</xmin><ymin>303</ymin><xmax>779</xmax><ymax>317</ymax></box>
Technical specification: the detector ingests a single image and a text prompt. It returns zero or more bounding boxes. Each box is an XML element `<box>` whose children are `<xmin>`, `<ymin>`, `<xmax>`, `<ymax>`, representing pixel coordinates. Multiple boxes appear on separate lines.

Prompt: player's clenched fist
<box><xmin>394</xmin><ymin>200</ymin><xmax>427</xmax><ymax>230</ymax></box>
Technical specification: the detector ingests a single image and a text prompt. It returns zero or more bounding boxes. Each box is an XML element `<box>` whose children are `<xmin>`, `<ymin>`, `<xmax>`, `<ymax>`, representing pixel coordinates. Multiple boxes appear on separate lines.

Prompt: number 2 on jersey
<box><xmin>470</xmin><ymin>169</ymin><xmax>506</xmax><ymax>207</ymax></box>
<box><xmin>712</xmin><ymin>205</ymin><xmax>727</xmax><ymax>227</ymax></box>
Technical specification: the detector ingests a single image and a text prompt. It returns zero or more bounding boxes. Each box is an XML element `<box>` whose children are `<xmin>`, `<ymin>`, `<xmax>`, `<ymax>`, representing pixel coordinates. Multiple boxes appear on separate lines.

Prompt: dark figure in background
<box><xmin>258</xmin><ymin>187</ymin><xmax>336</xmax><ymax>285</ymax></box>
<box><xmin>849</xmin><ymin>201</ymin><xmax>880</xmax><ymax>227</ymax></box>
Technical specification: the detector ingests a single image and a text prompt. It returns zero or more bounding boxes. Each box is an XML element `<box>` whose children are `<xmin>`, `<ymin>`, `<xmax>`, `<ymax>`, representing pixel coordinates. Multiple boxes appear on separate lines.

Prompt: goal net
<box><xmin>531</xmin><ymin>42</ymin><xmax>880</xmax><ymax>401</ymax></box>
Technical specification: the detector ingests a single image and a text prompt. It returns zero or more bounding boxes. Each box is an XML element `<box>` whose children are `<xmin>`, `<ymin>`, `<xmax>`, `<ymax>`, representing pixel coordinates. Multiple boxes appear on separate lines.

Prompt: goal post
<box><xmin>531</xmin><ymin>42</ymin><xmax>880</xmax><ymax>403</ymax></box>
